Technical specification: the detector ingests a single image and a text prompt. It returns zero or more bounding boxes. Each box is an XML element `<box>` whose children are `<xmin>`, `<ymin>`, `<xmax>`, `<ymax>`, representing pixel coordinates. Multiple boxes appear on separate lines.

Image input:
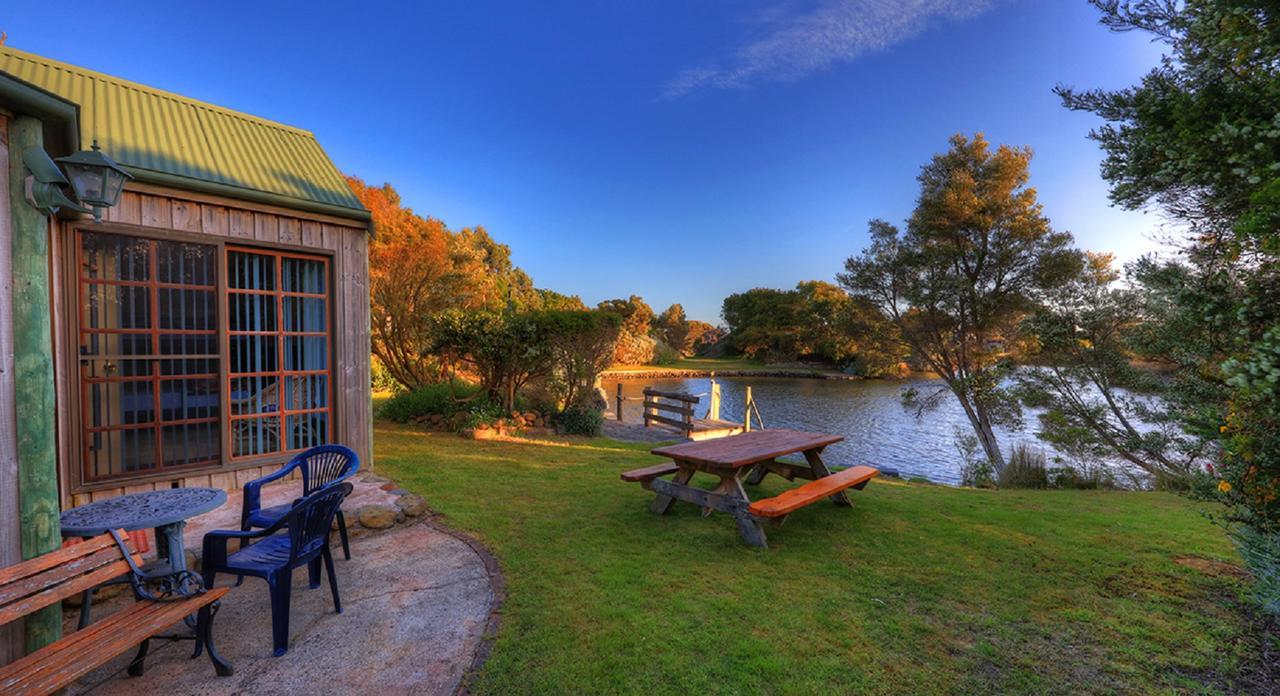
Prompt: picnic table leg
<box><xmin>725</xmin><ymin>470</ymin><xmax>768</xmax><ymax>548</ymax></box>
<box><xmin>744</xmin><ymin>463</ymin><xmax>768</xmax><ymax>486</ymax></box>
<box><xmin>649</xmin><ymin>464</ymin><xmax>694</xmax><ymax>515</ymax></box>
<box><xmin>803</xmin><ymin>449</ymin><xmax>852</xmax><ymax>506</ymax></box>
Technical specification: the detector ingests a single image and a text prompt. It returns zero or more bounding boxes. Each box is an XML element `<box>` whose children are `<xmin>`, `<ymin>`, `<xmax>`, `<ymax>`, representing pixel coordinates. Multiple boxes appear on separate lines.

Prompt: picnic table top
<box><xmin>650</xmin><ymin>429</ymin><xmax>844</xmax><ymax>469</ymax></box>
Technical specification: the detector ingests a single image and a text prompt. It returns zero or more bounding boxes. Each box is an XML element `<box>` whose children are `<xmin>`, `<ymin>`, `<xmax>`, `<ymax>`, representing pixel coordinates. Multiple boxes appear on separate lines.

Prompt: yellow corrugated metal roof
<box><xmin>0</xmin><ymin>46</ymin><xmax>366</xmax><ymax>219</ymax></box>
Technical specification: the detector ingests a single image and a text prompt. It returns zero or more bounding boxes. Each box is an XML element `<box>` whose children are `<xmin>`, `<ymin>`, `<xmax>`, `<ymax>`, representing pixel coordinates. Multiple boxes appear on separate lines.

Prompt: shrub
<box><xmin>652</xmin><ymin>340</ymin><xmax>681</xmax><ymax>366</ymax></box>
<box><xmin>1048</xmin><ymin>461</ymin><xmax>1117</xmax><ymax>490</ymax></box>
<box><xmin>999</xmin><ymin>444</ymin><xmax>1049</xmax><ymax>489</ymax></box>
<box><xmin>555</xmin><ymin>406</ymin><xmax>603</xmax><ymax>436</ymax></box>
<box><xmin>379</xmin><ymin>381</ymin><xmax>482</xmax><ymax>423</ymax></box>
<box><xmin>954</xmin><ymin>429</ymin><xmax>995</xmax><ymax>488</ymax></box>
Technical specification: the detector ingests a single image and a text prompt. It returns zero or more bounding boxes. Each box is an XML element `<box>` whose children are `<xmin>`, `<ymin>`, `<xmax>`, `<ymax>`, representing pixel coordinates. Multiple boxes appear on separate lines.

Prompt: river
<box><xmin>601</xmin><ymin>375</ymin><xmax>1082</xmax><ymax>485</ymax></box>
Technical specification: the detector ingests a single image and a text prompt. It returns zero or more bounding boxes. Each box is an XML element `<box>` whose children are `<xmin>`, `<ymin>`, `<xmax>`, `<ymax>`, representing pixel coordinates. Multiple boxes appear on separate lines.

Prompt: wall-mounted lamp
<box><xmin>57</xmin><ymin>140</ymin><xmax>133</xmax><ymax>223</ymax></box>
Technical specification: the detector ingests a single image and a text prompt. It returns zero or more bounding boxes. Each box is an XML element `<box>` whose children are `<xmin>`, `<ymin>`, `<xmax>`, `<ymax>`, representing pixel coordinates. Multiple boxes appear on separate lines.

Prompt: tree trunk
<box><xmin>954</xmin><ymin>390</ymin><xmax>1006</xmax><ymax>474</ymax></box>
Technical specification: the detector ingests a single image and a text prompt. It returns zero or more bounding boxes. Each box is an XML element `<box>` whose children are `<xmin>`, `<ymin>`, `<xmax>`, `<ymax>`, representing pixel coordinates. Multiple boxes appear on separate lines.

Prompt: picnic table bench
<box><xmin>0</xmin><ymin>530</ymin><xmax>232</xmax><ymax>695</ymax></box>
<box><xmin>622</xmin><ymin>429</ymin><xmax>878</xmax><ymax>547</ymax></box>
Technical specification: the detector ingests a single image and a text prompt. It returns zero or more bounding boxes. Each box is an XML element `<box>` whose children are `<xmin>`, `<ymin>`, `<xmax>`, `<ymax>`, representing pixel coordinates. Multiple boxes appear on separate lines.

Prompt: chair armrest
<box><xmin>241</xmin><ymin>460</ymin><xmax>301</xmax><ymax>520</ymax></box>
<box><xmin>201</xmin><ymin>525</ymin><xmax>282</xmax><ymax>573</ymax></box>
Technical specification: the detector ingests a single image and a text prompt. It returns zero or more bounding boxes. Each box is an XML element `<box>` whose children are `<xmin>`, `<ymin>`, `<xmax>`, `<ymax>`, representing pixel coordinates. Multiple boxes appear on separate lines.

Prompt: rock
<box><xmin>357</xmin><ymin>504</ymin><xmax>397</xmax><ymax>530</ymax></box>
<box><xmin>395</xmin><ymin>494</ymin><xmax>430</xmax><ymax>517</ymax></box>
<box><xmin>361</xmin><ymin>473</ymin><xmax>391</xmax><ymax>485</ymax></box>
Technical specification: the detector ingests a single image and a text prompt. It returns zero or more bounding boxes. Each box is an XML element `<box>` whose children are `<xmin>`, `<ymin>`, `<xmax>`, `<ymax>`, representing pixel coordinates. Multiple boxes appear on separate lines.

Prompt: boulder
<box><xmin>357</xmin><ymin>504</ymin><xmax>397</xmax><ymax>530</ymax></box>
<box><xmin>395</xmin><ymin>494</ymin><xmax>430</xmax><ymax>517</ymax></box>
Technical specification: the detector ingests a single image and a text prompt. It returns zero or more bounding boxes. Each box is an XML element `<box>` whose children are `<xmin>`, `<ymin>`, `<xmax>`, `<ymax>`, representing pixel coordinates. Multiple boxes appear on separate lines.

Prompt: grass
<box><xmin>374</xmin><ymin>421</ymin><xmax>1276</xmax><ymax>694</ymax></box>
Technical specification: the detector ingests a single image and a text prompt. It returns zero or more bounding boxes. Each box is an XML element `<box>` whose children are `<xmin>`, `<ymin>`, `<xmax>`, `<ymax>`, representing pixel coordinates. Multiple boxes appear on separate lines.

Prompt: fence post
<box><xmin>708</xmin><ymin>373</ymin><xmax>721</xmax><ymax>420</ymax></box>
<box><xmin>615</xmin><ymin>383</ymin><xmax>623</xmax><ymax>421</ymax></box>
<box><xmin>743</xmin><ymin>386</ymin><xmax>753</xmax><ymax>433</ymax></box>
<box><xmin>642</xmin><ymin>388</ymin><xmax>652</xmax><ymax>428</ymax></box>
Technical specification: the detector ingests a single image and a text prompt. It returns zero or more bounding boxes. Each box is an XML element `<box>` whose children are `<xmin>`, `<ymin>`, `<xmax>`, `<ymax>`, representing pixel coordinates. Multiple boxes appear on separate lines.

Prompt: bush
<box><xmin>555</xmin><ymin>406</ymin><xmax>603</xmax><ymax>436</ymax></box>
<box><xmin>1048</xmin><ymin>462</ymin><xmax>1117</xmax><ymax>490</ymax></box>
<box><xmin>999</xmin><ymin>444</ymin><xmax>1049</xmax><ymax>489</ymax></box>
<box><xmin>379</xmin><ymin>381</ymin><xmax>482</xmax><ymax>423</ymax></box>
<box><xmin>652</xmin><ymin>340</ymin><xmax>681</xmax><ymax>366</ymax></box>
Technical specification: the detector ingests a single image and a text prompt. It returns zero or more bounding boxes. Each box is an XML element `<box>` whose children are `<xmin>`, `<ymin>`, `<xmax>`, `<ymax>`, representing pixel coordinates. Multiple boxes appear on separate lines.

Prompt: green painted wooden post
<box><xmin>9</xmin><ymin>116</ymin><xmax>61</xmax><ymax>652</ymax></box>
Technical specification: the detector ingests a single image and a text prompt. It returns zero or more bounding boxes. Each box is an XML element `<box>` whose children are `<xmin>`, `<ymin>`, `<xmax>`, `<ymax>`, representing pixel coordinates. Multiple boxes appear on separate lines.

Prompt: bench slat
<box><xmin>748</xmin><ymin>465</ymin><xmax>878</xmax><ymax>518</ymax></box>
<box><xmin>621</xmin><ymin>462</ymin><xmax>681</xmax><ymax>482</ymax></box>
<box><xmin>0</xmin><ymin>587</ymin><xmax>229</xmax><ymax>695</ymax></box>
<box><xmin>0</xmin><ymin>560</ymin><xmax>136</xmax><ymax>627</ymax></box>
<box><xmin>0</xmin><ymin>546</ymin><xmax>127</xmax><ymax>609</ymax></box>
<box><xmin>0</xmin><ymin>533</ymin><xmax>121</xmax><ymax>586</ymax></box>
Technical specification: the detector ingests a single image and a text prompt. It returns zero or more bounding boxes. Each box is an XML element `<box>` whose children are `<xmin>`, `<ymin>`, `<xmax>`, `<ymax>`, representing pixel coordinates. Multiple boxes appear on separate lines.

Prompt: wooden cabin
<box><xmin>0</xmin><ymin>45</ymin><xmax>372</xmax><ymax>616</ymax></box>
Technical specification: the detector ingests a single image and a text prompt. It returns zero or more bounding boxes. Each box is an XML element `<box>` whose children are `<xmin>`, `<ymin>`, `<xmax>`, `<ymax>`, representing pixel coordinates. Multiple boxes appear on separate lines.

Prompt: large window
<box><xmin>77</xmin><ymin>231</ymin><xmax>221</xmax><ymax>481</ymax></box>
<box><xmin>75</xmin><ymin>231</ymin><xmax>332</xmax><ymax>484</ymax></box>
<box><xmin>227</xmin><ymin>247</ymin><xmax>331</xmax><ymax>459</ymax></box>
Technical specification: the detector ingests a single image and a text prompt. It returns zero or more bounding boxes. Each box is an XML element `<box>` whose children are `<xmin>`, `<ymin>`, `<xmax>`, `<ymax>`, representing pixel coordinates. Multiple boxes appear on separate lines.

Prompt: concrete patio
<box><xmin>60</xmin><ymin>476</ymin><xmax>501</xmax><ymax>695</ymax></box>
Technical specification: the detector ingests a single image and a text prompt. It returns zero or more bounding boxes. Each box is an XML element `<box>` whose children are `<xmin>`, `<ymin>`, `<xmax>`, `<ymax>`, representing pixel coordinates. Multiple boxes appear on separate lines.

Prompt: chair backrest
<box><xmin>296</xmin><ymin>445</ymin><xmax>360</xmax><ymax>497</ymax></box>
<box><xmin>0</xmin><ymin>531</ymin><xmax>141</xmax><ymax>626</ymax></box>
<box><xmin>285</xmin><ymin>482</ymin><xmax>353</xmax><ymax>563</ymax></box>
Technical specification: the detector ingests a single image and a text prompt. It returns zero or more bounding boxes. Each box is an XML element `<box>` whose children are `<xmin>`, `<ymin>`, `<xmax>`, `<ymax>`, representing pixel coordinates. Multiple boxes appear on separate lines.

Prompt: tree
<box><xmin>686</xmin><ymin>320</ymin><xmax>723</xmax><ymax>354</ymax></box>
<box><xmin>839</xmin><ymin>134</ymin><xmax>1082</xmax><ymax>472</ymax></box>
<box><xmin>1060</xmin><ymin>1</ymin><xmax>1280</xmax><ymax>537</ymax></box>
<box><xmin>655</xmin><ymin>304</ymin><xmax>693</xmax><ymax>356</ymax></box>
<box><xmin>430</xmin><ymin>311</ymin><xmax>554</xmax><ymax>412</ymax></box>
<box><xmin>1016</xmin><ymin>253</ymin><xmax>1208</xmax><ymax>487</ymax></box>
<box><xmin>347</xmin><ymin>176</ymin><xmax>545</xmax><ymax>389</ymax></box>
<box><xmin>542</xmin><ymin>310</ymin><xmax>622</xmax><ymax>408</ymax></box>
<box><xmin>598</xmin><ymin>295</ymin><xmax>657</xmax><ymax>365</ymax></box>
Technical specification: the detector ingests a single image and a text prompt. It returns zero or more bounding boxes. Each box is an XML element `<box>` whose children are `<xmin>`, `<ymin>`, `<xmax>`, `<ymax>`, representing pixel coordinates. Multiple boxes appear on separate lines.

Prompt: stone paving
<box><xmin>65</xmin><ymin>474</ymin><xmax>499</xmax><ymax>695</ymax></box>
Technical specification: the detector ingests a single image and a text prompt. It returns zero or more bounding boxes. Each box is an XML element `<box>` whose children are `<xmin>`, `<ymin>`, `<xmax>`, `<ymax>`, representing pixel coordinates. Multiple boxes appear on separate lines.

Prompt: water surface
<box><xmin>602</xmin><ymin>376</ymin><xmax>1072</xmax><ymax>485</ymax></box>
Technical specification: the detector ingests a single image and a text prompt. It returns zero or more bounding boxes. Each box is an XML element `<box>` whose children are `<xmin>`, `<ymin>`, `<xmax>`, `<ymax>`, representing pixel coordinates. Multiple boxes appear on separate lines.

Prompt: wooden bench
<box><xmin>748</xmin><ymin>465</ymin><xmax>879</xmax><ymax>519</ymax></box>
<box><xmin>0</xmin><ymin>530</ymin><xmax>232</xmax><ymax>695</ymax></box>
<box><xmin>620</xmin><ymin>462</ymin><xmax>681</xmax><ymax>484</ymax></box>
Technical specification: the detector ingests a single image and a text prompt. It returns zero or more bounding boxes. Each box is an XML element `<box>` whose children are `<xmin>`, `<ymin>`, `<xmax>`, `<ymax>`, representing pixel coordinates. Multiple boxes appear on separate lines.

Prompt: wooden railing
<box><xmin>642</xmin><ymin>388</ymin><xmax>699</xmax><ymax>435</ymax></box>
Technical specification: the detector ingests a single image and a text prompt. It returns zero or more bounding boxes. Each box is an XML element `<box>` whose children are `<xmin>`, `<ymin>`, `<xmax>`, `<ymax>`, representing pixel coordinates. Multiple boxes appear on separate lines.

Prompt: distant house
<box><xmin>0</xmin><ymin>46</ymin><xmax>372</xmax><ymax>589</ymax></box>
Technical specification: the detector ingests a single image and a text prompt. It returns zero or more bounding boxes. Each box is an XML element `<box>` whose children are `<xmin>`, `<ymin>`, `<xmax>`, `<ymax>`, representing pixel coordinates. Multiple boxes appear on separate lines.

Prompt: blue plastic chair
<box><xmin>241</xmin><ymin>445</ymin><xmax>359</xmax><ymax>560</ymax></box>
<box><xmin>203</xmin><ymin>482</ymin><xmax>353</xmax><ymax>656</ymax></box>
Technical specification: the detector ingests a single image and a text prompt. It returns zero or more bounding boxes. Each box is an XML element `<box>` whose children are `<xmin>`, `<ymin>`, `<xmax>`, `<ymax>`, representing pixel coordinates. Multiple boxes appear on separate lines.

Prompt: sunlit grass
<box><xmin>374</xmin><ymin>421</ymin><xmax>1269</xmax><ymax>694</ymax></box>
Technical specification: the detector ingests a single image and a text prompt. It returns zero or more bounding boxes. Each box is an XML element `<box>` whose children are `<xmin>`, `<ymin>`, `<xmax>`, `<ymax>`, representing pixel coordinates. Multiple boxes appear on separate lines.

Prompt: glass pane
<box><xmin>82</xmin><ymin>232</ymin><xmax>150</xmax><ymax>281</ymax></box>
<box><xmin>228</xmin><ymin>250</ymin><xmax>276</xmax><ymax>291</ymax></box>
<box><xmin>86</xmin><ymin>428</ymin><xmax>158</xmax><ymax>478</ymax></box>
<box><xmin>282</xmin><ymin>297</ymin><xmax>325</xmax><ymax>332</ymax></box>
<box><xmin>157</xmin><ymin>240</ymin><xmax>216</xmax><ymax>286</ymax></box>
<box><xmin>229</xmin><ymin>292</ymin><xmax>277</xmax><ymax>332</ymax></box>
<box><xmin>158</xmin><ymin>288</ymin><xmax>217</xmax><ymax>330</ymax></box>
<box><xmin>79</xmin><ymin>332</ymin><xmax>151</xmax><ymax>358</ymax></box>
<box><xmin>285</xmin><ymin>375</ymin><xmax>328</xmax><ymax>411</ymax></box>
<box><xmin>160</xmin><ymin>333</ymin><xmax>218</xmax><ymax>356</ymax></box>
<box><xmin>230</xmin><ymin>335</ymin><xmax>279</xmax><ymax>374</ymax></box>
<box><xmin>82</xmin><ymin>283</ymin><xmax>150</xmax><ymax>331</ymax></box>
<box><xmin>287</xmin><ymin>412</ymin><xmax>328</xmax><ymax>451</ymax></box>
<box><xmin>282</xmin><ymin>257</ymin><xmax>326</xmax><ymax>294</ymax></box>
<box><xmin>86</xmin><ymin>381</ymin><xmax>155</xmax><ymax>427</ymax></box>
<box><xmin>81</xmin><ymin>358</ymin><xmax>152</xmax><ymax>380</ymax></box>
<box><xmin>160</xmin><ymin>377</ymin><xmax>220</xmax><ymax>421</ymax></box>
<box><xmin>162</xmin><ymin>422</ymin><xmax>220</xmax><ymax>468</ymax></box>
<box><xmin>284</xmin><ymin>336</ymin><xmax>327</xmax><ymax>371</ymax></box>
<box><xmin>232</xmin><ymin>417</ymin><xmax>280</xmax><ymax>458</ymax></box>
<box><xmin>231</xmin><ymin>376</ymin><xmax>279</xmax><ymax>415</ymax></box>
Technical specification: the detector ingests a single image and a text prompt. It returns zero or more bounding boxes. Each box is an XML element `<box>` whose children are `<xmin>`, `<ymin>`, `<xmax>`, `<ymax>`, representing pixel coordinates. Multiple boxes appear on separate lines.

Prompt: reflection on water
<box><xmin>602</xmin><ymin>376</ymin><xmax>1073</xmax><ymax>485</ymax></box>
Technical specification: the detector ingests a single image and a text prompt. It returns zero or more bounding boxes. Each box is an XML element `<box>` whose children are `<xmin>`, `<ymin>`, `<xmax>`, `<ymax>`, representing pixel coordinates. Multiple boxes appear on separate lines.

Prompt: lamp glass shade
<box><xmin>56</xmin><ymin>141</ymin><xmax>133</xmax><ymax>210</ymax></box>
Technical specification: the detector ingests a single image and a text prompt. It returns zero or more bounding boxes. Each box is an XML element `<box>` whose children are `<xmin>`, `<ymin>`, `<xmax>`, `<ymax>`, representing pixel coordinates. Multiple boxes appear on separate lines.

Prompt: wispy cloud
<box><xmin>662</xmin><ymin>0</ymin><xmax>1003</xmax><ymax>99</ymax></box>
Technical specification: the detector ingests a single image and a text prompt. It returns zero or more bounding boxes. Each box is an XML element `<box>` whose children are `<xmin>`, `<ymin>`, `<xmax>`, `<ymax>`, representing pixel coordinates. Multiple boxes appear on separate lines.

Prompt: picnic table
<box><xmin>60</xmin><ymin>487</ymin><xmax>227</xmax><ymax>627</ymax></box>
<box><xmin>622</xmin><ymin>429</ymin><xmax>878</xmax><ymax>547</ymax></box>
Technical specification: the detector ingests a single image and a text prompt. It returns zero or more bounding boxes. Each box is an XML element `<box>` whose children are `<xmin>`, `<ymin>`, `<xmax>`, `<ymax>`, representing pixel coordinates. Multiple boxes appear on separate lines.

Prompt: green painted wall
<box><xmin>9</xmin><ymin>115</ymin><xmax>61</xmax><ymax>652</ymax></box>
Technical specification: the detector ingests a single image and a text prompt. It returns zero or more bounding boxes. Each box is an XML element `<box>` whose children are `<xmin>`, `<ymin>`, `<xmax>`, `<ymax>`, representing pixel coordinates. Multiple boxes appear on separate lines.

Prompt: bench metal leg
<box><xmin>127</xmin><ymin>638</ymin><xmax>150</xmax><ymax>676</ymax></box>
<box><xmin>803</xmin><ymin>449</ymin><xmax>851</xmax><ymax>506</ymax></box>
<box><xmin>198</xmin><ymin>602</ymin><xmax>234</xmax><ymax>676</ymax></box>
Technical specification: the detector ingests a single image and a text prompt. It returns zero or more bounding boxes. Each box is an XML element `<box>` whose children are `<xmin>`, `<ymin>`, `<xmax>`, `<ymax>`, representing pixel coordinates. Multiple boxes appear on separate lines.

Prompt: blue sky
<box><xmin>4</xmin><ymin>1</ymin><xmax>1166</xmax><ymax>322</ymax></box>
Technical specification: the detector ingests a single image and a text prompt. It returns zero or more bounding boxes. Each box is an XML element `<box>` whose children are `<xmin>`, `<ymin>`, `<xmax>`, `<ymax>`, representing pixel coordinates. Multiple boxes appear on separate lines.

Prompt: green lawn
<box><xmin>374</xmin><ymin>422</ymin><xmax>1274</xmax><ymax>694</ymax></box>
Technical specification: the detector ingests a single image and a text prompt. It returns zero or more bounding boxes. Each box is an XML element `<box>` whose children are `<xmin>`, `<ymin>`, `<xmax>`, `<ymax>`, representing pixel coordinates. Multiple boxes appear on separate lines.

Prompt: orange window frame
<box><xmin>75</xmin><ymin>231</ymin><xmax>221</xmax><ymax>483</ymax></box>
<box><xmin>225</xmin><ymin>245</ymin><xmax>333</xmax><ymax>460</ymax></box>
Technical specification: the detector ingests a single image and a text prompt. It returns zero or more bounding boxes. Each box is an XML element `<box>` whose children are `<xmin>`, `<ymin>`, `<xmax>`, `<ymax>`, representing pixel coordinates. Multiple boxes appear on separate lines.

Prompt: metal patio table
<box><xmin>60</xmin><ymin>487</ymin><xmax>227</xmax><ymax>627</ymax></box>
